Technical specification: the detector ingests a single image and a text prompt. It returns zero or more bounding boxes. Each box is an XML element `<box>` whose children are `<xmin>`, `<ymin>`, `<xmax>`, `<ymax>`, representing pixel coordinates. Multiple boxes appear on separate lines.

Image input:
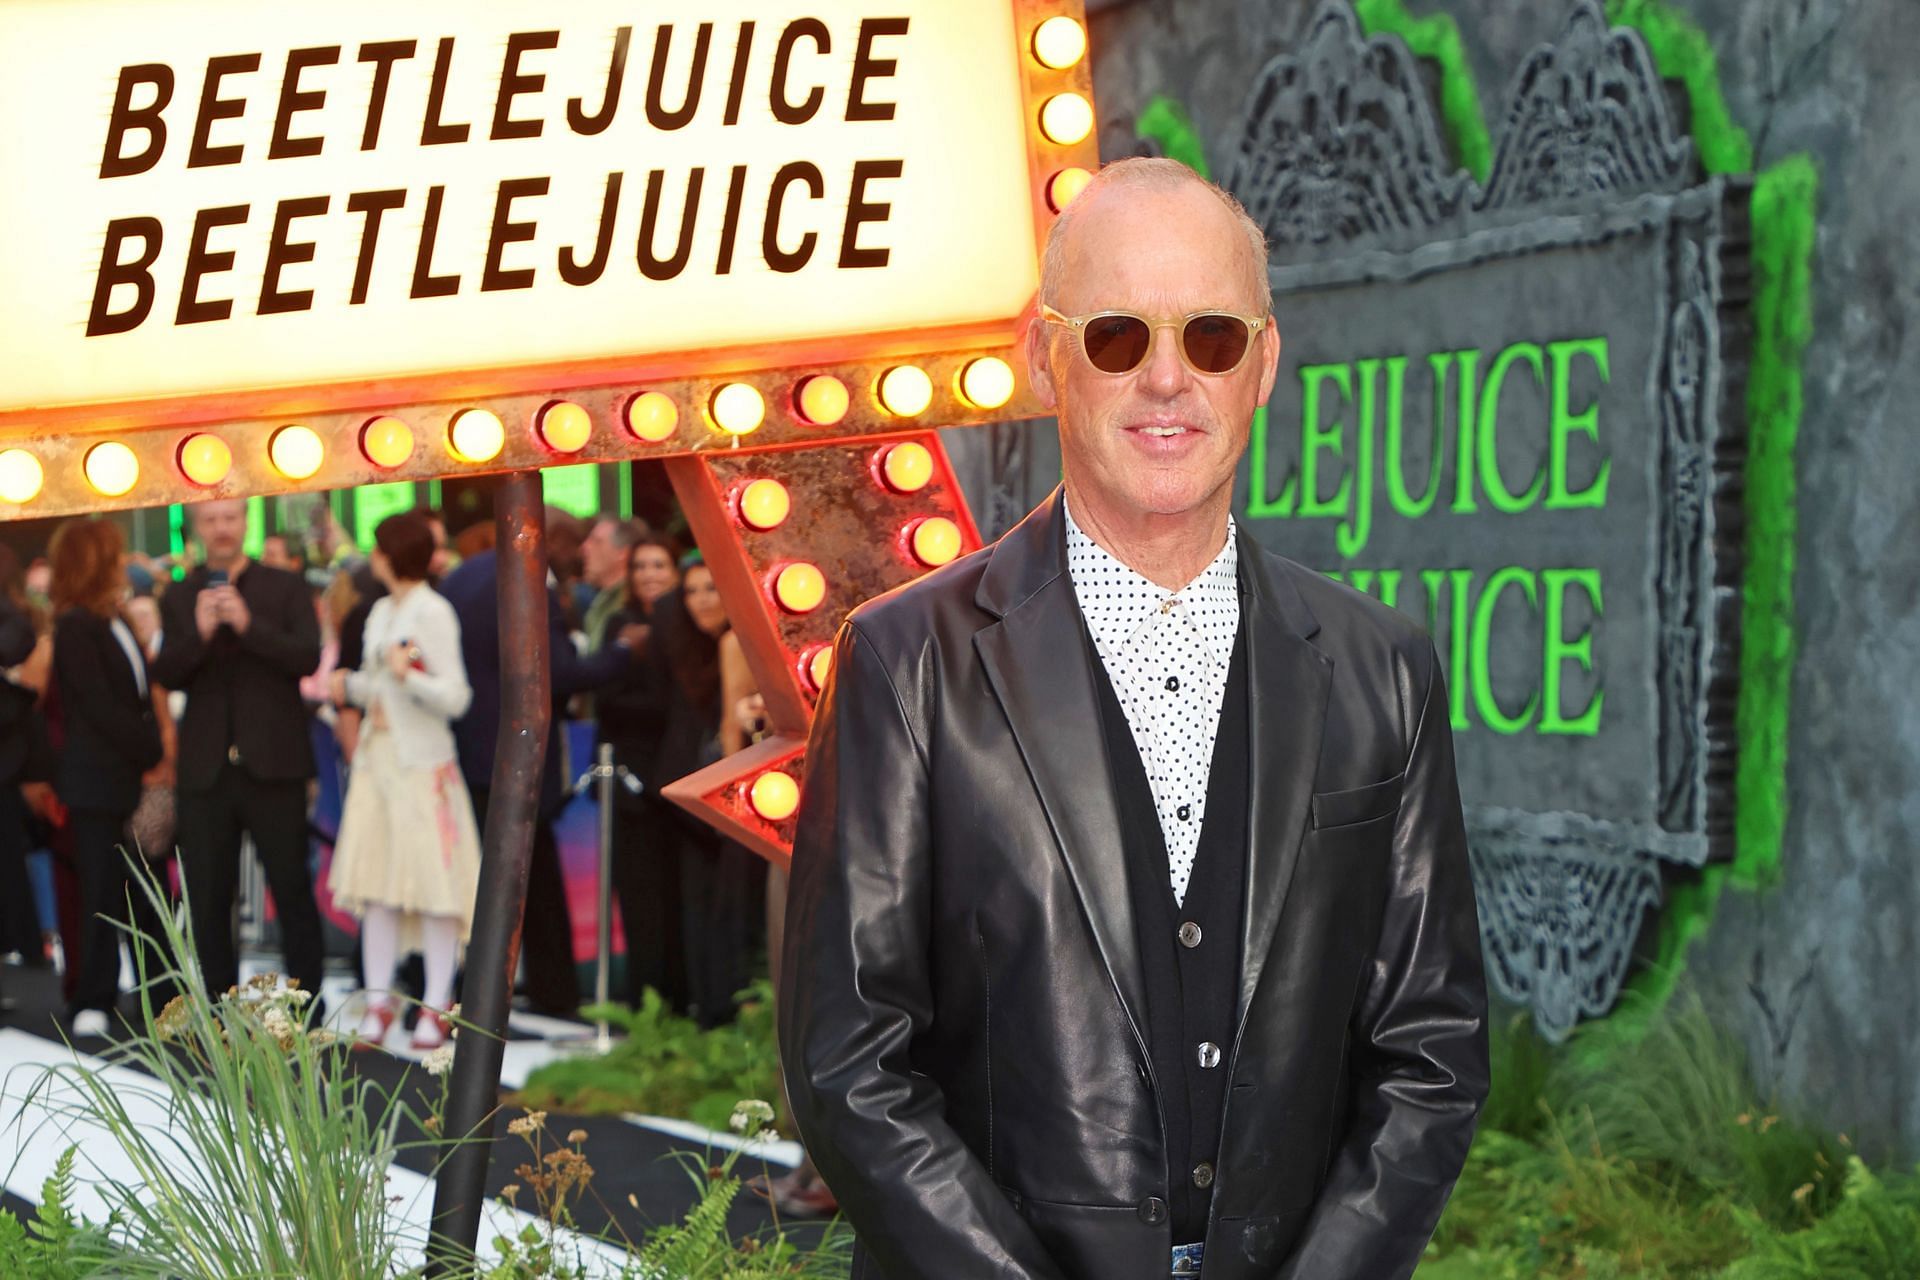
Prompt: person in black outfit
<box><xmin>596</xmin><ymin>535</ymin><xmax>685</xmax><ymax>1011</ymax></box>
<box><xmin>437</xmin><ymin>544</ymin><xmax>645</xmax><ymax>1015</ymax></box>
<box><xmin>151</xmin><ymin>499</ymin><xmax>324</xmax><ymax>1007</ymax></box>
<box><xmin>0</xmin><ymin>552</ymin><xmax>45</xmax><ymax>1014</ymax></box>
<box><xmin>645</xmin><ymin>558</ymin><xmax>760</xmax><ymax>1029</ymax></box>
<box><xmin>47</xmin><ymin>519</ymin><xmax>168</xmax><ymax>1037</ymax></box>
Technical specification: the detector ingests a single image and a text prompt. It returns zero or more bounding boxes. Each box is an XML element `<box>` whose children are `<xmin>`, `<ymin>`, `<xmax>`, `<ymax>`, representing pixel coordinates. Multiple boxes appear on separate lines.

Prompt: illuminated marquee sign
<box><xmin>0</xmin><ymin>0</ymin><xmax>1095</xmax><ymax>514</ymax></box>
<box><xmin>1223</xmin><ymin>2</ymin><xmax>1750</xmax><ymax>1038</ymax></box>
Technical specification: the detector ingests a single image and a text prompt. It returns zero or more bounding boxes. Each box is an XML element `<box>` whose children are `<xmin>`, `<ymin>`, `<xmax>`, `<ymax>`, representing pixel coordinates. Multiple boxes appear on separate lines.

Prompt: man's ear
<box><xmin>1027</xmin><ymin>311</ymin><xmax>1059</xmax><ymax>411</ymax></box>
<box><xmin>1254</xmin><ymin>315</ymin><xmax>1282</xmax><ymax>404</ymax></box>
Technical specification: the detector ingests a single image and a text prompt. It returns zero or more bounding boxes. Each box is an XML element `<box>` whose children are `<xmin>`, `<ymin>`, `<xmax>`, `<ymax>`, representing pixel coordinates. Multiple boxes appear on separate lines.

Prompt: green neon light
<box><xmin>354</xmin><ymin>482</ymin><xmax>418</xmax><ymax>550</ymax></box>
<box><xmin>1354</xmin><ymin>0</ymin><xmax>1494</xmax><ymax>182</ymax></box>
<box><xmin>543</xmin><ymin>463</ymin><xmax>601</xmax><ymax>518</ymax></box>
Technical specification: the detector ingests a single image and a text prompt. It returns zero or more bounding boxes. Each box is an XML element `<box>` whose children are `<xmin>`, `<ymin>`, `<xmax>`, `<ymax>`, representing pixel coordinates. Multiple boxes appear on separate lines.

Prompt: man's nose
<box><xmin>1139</xmin><ymin>324</ymin><xmax>1191</xmax><ymax>398</ymax></box>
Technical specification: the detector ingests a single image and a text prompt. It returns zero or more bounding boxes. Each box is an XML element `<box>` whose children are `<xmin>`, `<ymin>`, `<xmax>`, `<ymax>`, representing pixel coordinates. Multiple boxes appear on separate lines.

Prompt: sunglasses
<box><xmin>1040</xmin><ymin>305</ymin><xmax>1270</xmax><ymax>376</ymax></box>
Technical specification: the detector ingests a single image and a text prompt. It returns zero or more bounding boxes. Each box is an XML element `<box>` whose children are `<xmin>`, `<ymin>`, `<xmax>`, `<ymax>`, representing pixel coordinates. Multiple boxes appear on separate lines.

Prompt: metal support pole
<box><xmin>426</xmin><ymin>473</ymin><xmax>550</xmax><ymax>1274</ymax></box>
<box><xmin>593</xmin><ymin>740</ymin><xmax>615</xmax><ymax>1052</ymax></box>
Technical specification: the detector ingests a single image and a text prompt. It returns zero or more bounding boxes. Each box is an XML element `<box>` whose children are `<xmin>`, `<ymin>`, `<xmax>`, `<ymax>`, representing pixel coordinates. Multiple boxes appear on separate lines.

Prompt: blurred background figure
<box><xmin>438</xmin><ymin>527</ymin><xmax>646</xmax><ymax>1016</ymax></box>
<box><xmin>645</xmin><ymin>554</ymin><xmax>764</xmax><ymax>1029</ymax></box>
<box><xmin>579</xmin><ymin>517</ymin><xmax>648</xmax><ymax>659</ymax></box>
<box><xmin>0</xmin><ymin>547</ymin><xmax>48</xmax><ymax>1013</ymax></box>
<box><xmin>327</xmin><ymin>512</ymin><xmax>479</xmax><ymax>1051</ymax></box>
<box><xmin>47</xmin><ymin>518</ymin><xmax>170</xmax><ymax>1038</ymax></box>
<box><xmin>597</xmin><ymin>534</ymin><xmax>685</xmax><ymax>1012</ymax></box>
<box><xmin>151</xmin><ymin>499</ymin><xmax>324</xmax><ymax>1016</ymax></box>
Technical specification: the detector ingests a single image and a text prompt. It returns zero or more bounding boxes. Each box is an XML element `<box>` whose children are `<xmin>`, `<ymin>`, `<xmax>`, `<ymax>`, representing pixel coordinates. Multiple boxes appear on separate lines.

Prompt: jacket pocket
<box><xmin>1310</xmin><ymin>772</ymin><xmax>1405</xmax><ymax>830</ymax></box>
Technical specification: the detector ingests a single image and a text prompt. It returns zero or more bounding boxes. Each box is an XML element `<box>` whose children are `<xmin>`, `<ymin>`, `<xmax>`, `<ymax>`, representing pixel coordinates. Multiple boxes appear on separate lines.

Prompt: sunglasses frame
<box><xmin>1039</xmin><ymin>304</ymin><xmax>1271</xmax><ymax>376</ymax></box>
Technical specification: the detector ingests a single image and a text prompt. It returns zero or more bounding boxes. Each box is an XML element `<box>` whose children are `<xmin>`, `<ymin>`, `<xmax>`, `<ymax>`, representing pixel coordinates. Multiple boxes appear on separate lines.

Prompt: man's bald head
<box><xmin>1040</xmin><ymin>158</ymin><xmax>1271</xmax><ymax>313</ymax></box>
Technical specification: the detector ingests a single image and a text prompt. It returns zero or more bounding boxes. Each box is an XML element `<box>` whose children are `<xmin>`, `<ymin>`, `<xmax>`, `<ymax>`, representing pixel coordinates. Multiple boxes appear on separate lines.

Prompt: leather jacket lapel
<box><xmin>974</xmin><ymin>493</ymin><xmax>1151</xmax><ymax>1049</ymax></box>
<box><xmin>1236</xmin><ymin>543</ymin><xmax>1332</xmax><ymax>1024</ymax></box>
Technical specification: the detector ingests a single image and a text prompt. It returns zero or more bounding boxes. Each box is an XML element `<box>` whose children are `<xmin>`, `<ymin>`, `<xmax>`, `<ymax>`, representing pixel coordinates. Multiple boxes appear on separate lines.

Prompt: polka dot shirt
<box><xmin>1065</xmin><ymin>501</ymin><xmax>1241</xmax><ymax>906</ymax></box>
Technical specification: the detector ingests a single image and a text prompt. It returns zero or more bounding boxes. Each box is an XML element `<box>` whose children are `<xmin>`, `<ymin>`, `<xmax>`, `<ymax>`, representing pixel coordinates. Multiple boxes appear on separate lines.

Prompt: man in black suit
<box><xmin>437</xmin><ymin>542</ymin><xmax>644</xmax><ymax>1015</ymax></box>
<box><xmin>779</xmin><ymin>159</ymin><xmax>1488</xmax><ymax>1280</ymax></box>
<box><xmin>153</xmin><ymin>499</ymin><xmax>325</xmax><ymax>1005</ymax></box>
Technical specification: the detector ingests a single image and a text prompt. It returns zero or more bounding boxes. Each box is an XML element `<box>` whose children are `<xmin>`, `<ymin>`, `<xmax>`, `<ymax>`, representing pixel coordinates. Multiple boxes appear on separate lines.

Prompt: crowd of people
<box><xmin>0</xmin><ymin>497</ymin><xmax>772</xmax><ymax>1051</ymax></box>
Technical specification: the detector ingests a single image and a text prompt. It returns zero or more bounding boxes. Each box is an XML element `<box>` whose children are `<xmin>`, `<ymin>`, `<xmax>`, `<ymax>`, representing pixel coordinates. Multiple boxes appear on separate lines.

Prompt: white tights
<box><xmin>360</xmin><ymin>904</ymin><xmax>461</xmax><ymax>1012</ymax></box>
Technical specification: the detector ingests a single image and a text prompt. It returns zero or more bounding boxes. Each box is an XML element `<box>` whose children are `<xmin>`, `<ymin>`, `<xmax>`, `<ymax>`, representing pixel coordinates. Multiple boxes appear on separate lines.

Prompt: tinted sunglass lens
<box><xmin>1182</xmin><ymin>315</ymin><xmax>1252</xmax><ymax>373</ymax></box>
<box><xmin>1081</xmin><ymin>315</ymin><xmax>1152</xmax><ymax>373</ymax></box>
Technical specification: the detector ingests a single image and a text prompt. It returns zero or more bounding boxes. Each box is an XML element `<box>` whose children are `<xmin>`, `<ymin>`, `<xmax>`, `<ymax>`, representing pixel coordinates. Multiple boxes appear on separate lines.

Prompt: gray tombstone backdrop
<box><xmin>1227</xmin><ymin>2</ymin><xmax>1749</xmax><ymax>1043</ymax></box>
<box><xmin>1064</xmin><ymin>0</ymin><xmax>1920</xmax><ymax>1160</ymax></box>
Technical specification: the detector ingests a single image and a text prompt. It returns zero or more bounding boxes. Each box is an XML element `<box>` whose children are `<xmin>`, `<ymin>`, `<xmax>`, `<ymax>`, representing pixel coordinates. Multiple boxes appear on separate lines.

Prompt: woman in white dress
<box><xmin>326</xmin><ymin>511</ymin><xmax>481</xmax><ymax>1050</ymax></box>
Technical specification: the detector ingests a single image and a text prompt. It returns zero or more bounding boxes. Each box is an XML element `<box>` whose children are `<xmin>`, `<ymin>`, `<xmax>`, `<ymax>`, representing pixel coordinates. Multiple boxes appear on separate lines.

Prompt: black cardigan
<box><xmin>53</xmin><ymin>607</ymin><xmax>162</xmax><ymax>814</ymax></box>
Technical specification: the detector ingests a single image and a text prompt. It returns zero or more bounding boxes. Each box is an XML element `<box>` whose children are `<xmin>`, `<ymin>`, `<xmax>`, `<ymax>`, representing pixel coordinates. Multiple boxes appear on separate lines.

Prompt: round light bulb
<box><xmin>1032</xmin><ymin>17</ymin><xmax>1088</xmax><ymax>70</ymax></box>
<box><xmin>878</xmin><ymin>365</ymin><xmax>935</xmax><ymax>418</ymax></box>
<box><xmin>538</xmin><ymin>400</ymin><xmax>593</xmax><ymax>453</ymax></box>
<box><xmin>910</xmin><ymin>516</ymin><xmax>964</xmax><ymax>568</ymax></box>
<box><xmin>800</xmin><ymin>644</ymin><xmax>834</xmax><ymax>694</ymax></box>
<box><xmin>450</xmin><ymin>408</ymin><xmax>506</xmax><ymax>463</ymax></box>
<box><xmin>749</xmin><ymin>770</ymin><xmax>801</xmax><ymax>822</ymax></box>
<box><xmin>625</xmin><ymin>391</ymin><xmax>679</xmax><ymax>443</ymax></box>
<box><xmin>1040</xmin><ymin>93</ymin><xmax>1095</xmax><ymax>146</ymax></box>
<box><xmin>959</xmin><ymin>357</ymin><xmax>1017</xmax><ymax>410</ymax></box>
<box><xmin>84</xmin><ymin>442</ymin><xmax>139</xmax><ymax>497</ymax></box>
<box><xmin>737</xmin><ymin>478</ymin><xmax>791</xmax><ymax>531</ymax></box>
<box><xmin>879</xmin><ymin>441</ymin><xmax>934</xmax><ymax>494</ymax></box>
<box><xmin>1047</xmin><ymin>167</ymin><xmax>1094</xmax><ymax>212</ymax></box>
<box><xmin>178</xmin><ymin>433</ymin><xmax>233</xmax><ymax>487</ymax></box>
<box><xmin>711</xmin><ymin>383</ymin><xmax>766</xmax><ymax>436</ymax></box>
<box><xmin>361</xmin><ymin>416</ymin><xmax>415</xmax><ymax>469</ymax></box>
<box><xmin>268</xmin><ymin>425</ymin><xmax>324</xmax><ymax>481</ymax></box>
<box><xmin>796</xmin><ymin>375</ymin><xmax>851</xmax><ymax>427</ymax></box>
<box><xmin>771</xmin><ymin>562</ymin><xmax>827</xmax><ymax>614</ymax></box>
<box><xmin>0</xmin><ymin>450</ymin><xmax>43</xmax><ymax>504</ymax></box>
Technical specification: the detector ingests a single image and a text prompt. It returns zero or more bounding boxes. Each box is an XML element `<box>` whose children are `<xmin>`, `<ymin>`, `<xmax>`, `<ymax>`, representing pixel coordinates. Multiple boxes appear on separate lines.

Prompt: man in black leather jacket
<box><xmin>779</xmin><ymin>159</ymin><xmax>1488</xmax><ymax>1280</ymax></box>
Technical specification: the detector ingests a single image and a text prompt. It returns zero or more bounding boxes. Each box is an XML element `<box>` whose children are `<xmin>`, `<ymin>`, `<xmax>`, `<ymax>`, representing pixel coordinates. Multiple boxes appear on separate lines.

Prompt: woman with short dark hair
<box><xmin>48</xmin><ymin>517</ymin><xmax>168</xmax><ymax>1037</ymax></box>
<box><xmin>325</xmin><ymin>511</ymin><xmax>480</xmax><ymax>1050</ymax></box>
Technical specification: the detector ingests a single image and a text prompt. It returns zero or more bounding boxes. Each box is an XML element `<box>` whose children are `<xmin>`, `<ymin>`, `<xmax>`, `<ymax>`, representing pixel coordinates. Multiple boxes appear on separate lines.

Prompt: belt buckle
<box><xmin>1171</xmin><ymin>1241</ymin><xmax>1205</xmax><ymax>1277</ymax></box>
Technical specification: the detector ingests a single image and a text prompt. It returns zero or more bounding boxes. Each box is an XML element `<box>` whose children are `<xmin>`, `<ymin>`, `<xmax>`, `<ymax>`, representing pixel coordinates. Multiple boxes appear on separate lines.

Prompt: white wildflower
<box><xmin>423</xmin><ymin>1044</ymin><xmax>456</xmax><ymax>1077</ymax></box>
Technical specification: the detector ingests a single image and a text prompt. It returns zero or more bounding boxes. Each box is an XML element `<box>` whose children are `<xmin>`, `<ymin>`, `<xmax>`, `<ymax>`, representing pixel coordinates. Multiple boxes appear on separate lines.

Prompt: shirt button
<box><xmin>1138</xmin><ymin>1195</ymin><xmax>1168</xmax><ymax>1225</ymax></box>
<box><xmin>1165</xmin><ymin>676</ymin><xmax>1180</xmax><ymax>692</ymax></box>
<box><xmin>1197</xmin><ymin>1042</ymin><xmax>1222</xmax><ymax>1069</ymax></box>
<box><xmin>1177</xmin><ymin>922</ymin><xmax>1202</xmax><ymax>948</ymax></box>
<box><xmin>227</xmin><ymin>744</ymin><xmax>242</xmax><ymax>765</ymax></box>
<box><xmin>1177</xmin><ymin>804</ymin><xmax>1192</xmax><ymax>822</ymax></box>
<box><xmin>1192</xmin><ymin>1162</ymin><xmax>1215</xmax><ymax>1189</ymax></box>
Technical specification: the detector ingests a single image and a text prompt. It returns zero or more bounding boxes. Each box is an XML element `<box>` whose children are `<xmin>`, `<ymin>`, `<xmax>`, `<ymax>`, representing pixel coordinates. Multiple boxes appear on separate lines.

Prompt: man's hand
<box><xmin>734</xmin><ymin>693</ymin><xmax>766</xmax><ymax>739</ymax></box>
<box><xmin>194</xmin><ymin>589</ymin><xmax>223</xmax><ymax>642</ymax></box>
<box><xmin>215</xmin><ymin>587</ymin><xmax>252</xmax><ymax>635</ymax></box>
<box><xmin>615</xmin><ymin>622</ymin><xmax>650</xmax><ymax>657</ymax></box>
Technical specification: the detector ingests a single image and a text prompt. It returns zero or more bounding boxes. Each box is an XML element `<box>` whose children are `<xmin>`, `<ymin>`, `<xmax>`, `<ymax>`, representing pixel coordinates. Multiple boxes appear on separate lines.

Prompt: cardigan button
<box><xmin>1137</xmin><ymin>1196</ymin><xmax>1168</xmax><ymax>1225</ymax></box>
<box><xmin>1177</xmin><ymin>921</ymin><xmax>1202</xmax><ymax>949</ymax></box>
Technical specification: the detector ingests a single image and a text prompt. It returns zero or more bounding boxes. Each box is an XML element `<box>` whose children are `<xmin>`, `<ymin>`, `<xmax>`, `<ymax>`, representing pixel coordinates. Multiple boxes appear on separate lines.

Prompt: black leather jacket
<box><xmin>779</xmin><ymin>491</ymin><xmax>1487</xmax><ymax>1280</ymax></box>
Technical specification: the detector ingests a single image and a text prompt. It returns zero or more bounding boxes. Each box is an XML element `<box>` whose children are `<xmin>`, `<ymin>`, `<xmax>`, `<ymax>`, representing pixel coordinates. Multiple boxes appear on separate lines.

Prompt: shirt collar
<box><xmin>1064</xmin><ymin>497</ymin><xmax>1240</xmax><ymax>664</ymax></box>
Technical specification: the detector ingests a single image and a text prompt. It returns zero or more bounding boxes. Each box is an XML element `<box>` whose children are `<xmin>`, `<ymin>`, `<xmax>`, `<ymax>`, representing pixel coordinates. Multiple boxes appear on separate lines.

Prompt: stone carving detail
<box><xmin>1479</xmin><ymin>2</ymin><xmax>1693</xmax><ymax>211</ymax></box>
<box><xmin>1224</xmin><ymin>1</ymin><xmax>1742</xmax><ymax>1038</ymax></box>
<box><xmin>1223</xmin><ymin>1</ymin><xmax>1464</xmax><ymax>259</ymax></box>
<box><xmin>1470</xmin><ymin>835</ymin><xmax>1664</xmax><ymax>1042</ymax></box>
<box><xmin>1655</xmin><ymin>240</ymin><xmax>1716</xmax><ymax>834</ymax></box>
